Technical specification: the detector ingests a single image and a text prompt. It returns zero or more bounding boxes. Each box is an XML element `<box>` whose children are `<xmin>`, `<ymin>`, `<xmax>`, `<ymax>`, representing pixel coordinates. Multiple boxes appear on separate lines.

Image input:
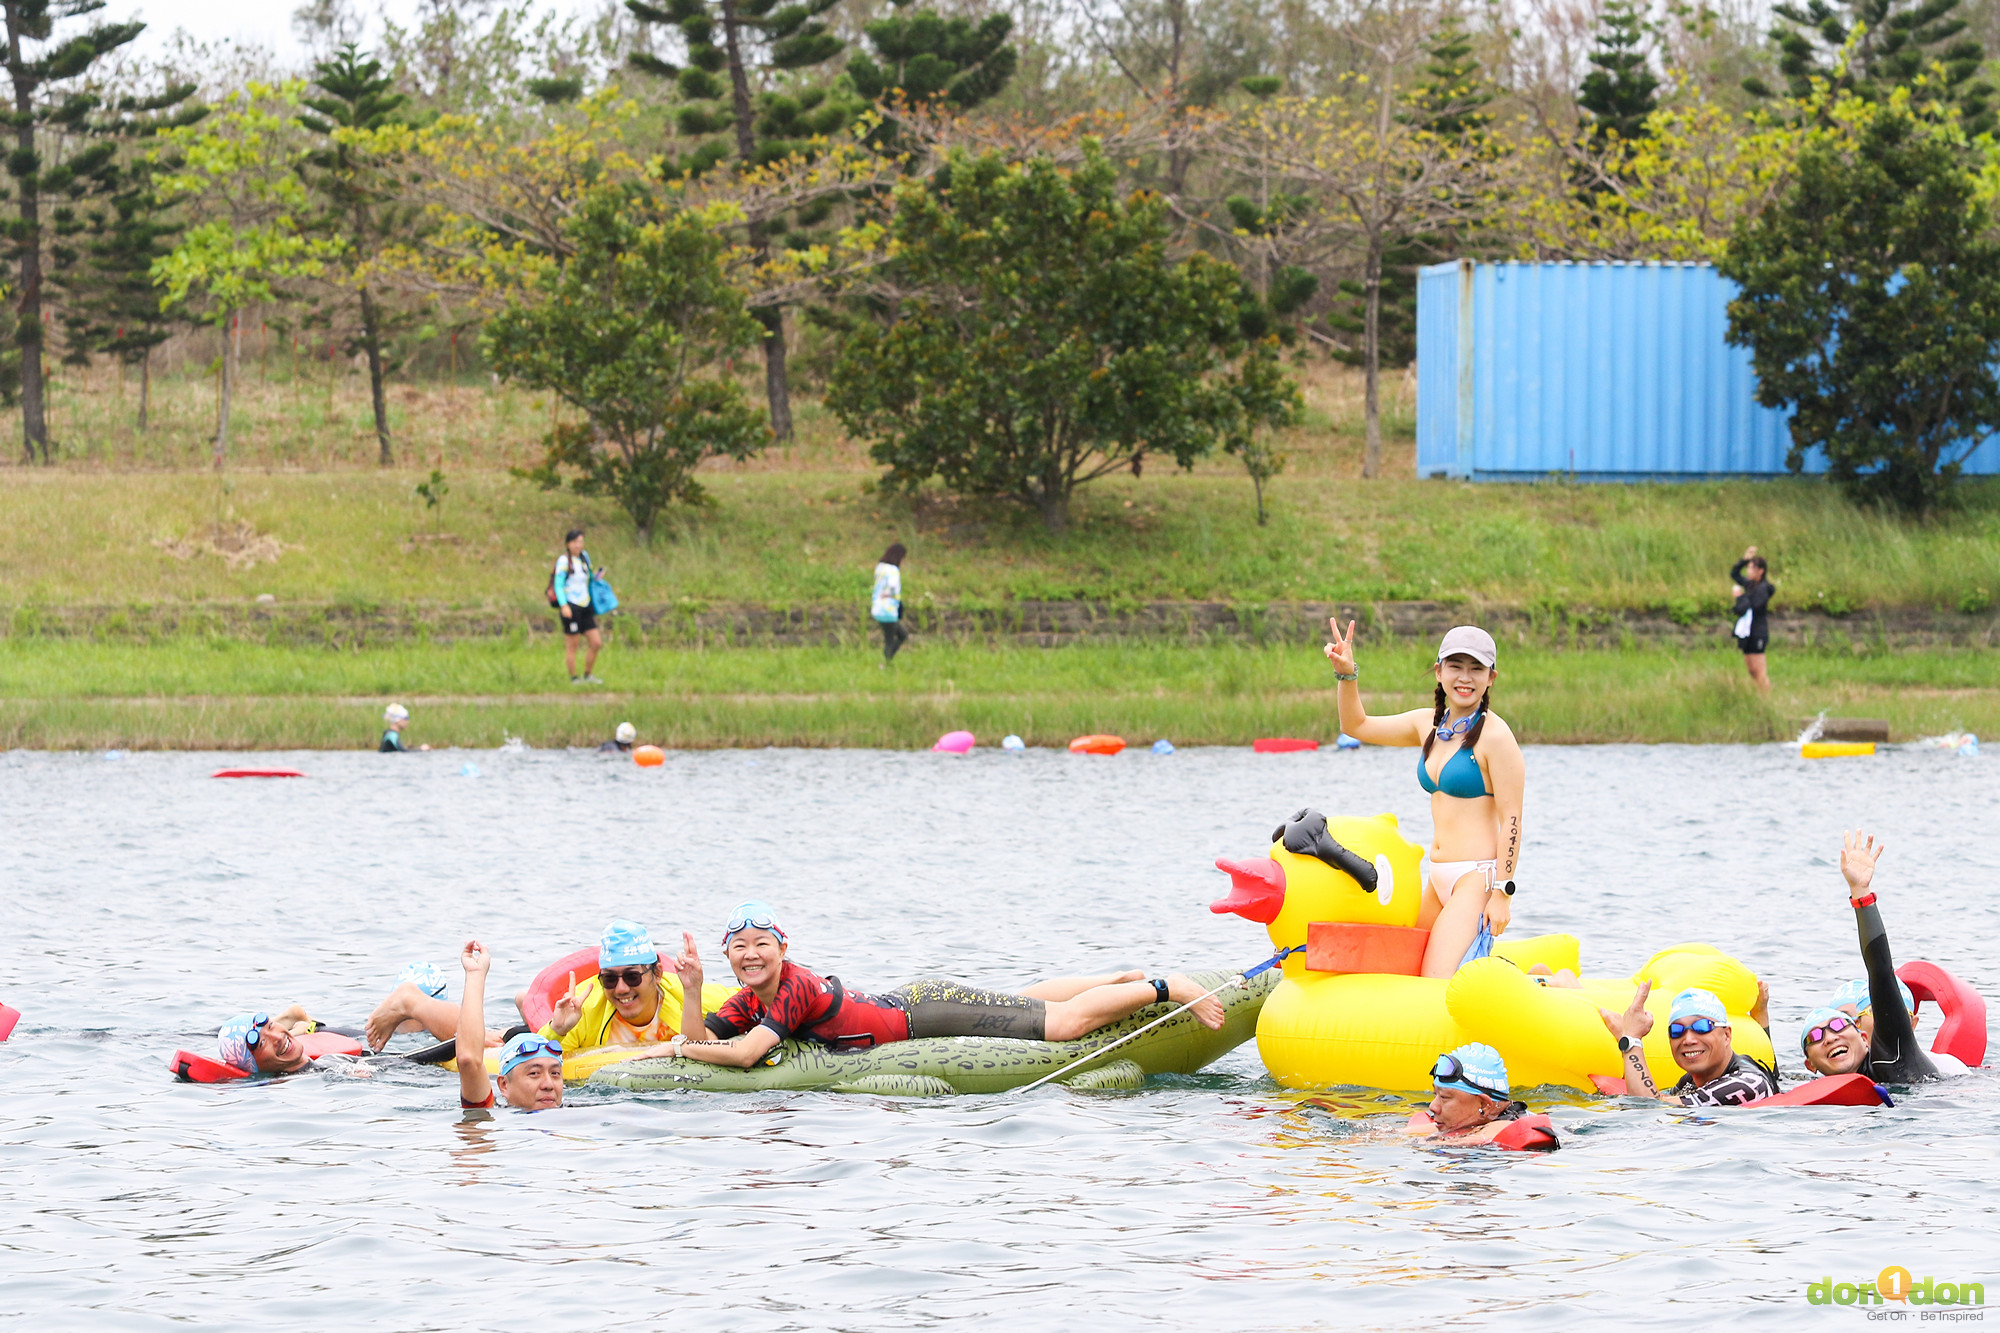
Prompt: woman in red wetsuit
<box><xmin>658</xmin><ymin>902</ymin><xmax>1226</xmax><ymax>1068</ymax></box>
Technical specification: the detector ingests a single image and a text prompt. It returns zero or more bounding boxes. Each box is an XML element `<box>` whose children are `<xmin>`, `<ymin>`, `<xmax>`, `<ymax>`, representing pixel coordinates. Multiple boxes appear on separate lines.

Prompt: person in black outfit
<box><xmin>1729</xmin><ymin>544</ymin><xmax>1774</xmax><ymax>691</ymax></box>
<box><xmin>1801</xmin><ymin>830</ymin><xmax>1939</xmax><ymax>1084</ymax></box>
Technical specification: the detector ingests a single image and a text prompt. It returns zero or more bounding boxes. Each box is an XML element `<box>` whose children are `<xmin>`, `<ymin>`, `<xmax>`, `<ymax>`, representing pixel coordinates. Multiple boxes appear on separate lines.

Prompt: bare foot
<box><xmin>1166</xmin><ymin>975</ymin><xmax>1226</xmax><ymax>1030</ymax></box>
<box><xmin>364</xmin><ymin>982</ymin><xmax>420</xmax><ymax>1051</ymax></box>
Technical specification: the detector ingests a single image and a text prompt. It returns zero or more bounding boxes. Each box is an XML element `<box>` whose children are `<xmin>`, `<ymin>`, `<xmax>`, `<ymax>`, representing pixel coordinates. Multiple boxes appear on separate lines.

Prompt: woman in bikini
<box><xmin>1324</xmin><ymin>622</ymin><xmax>1525</xmax><ymax>977</ymax></box>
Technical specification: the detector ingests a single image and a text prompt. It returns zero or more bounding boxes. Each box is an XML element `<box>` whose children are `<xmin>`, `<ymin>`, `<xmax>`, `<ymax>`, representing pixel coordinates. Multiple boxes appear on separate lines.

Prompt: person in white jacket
<box><xmin>871</xmin><ymin>542</ymin><xmax>909</xmax><ymax>663</ymax></box>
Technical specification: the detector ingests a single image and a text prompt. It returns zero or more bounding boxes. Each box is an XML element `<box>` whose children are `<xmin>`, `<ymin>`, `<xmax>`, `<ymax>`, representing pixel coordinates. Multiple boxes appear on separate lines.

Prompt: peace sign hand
<box><xmin>1324</xmin><ymin>619</ymin><xmax>1359</xmax><ymax>676</ymax></box>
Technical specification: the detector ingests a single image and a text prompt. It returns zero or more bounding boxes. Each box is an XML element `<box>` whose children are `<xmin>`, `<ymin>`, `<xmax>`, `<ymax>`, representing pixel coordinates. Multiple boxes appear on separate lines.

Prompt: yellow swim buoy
<box><xmin>1802</xmin><ymin>741</ymin><xmax>1875</xmax><ymax>758</ymax></box>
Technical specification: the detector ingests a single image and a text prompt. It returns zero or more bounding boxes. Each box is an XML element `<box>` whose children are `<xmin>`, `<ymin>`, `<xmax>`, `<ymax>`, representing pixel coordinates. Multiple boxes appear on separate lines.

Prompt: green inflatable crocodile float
<box><xmin>592</xmin><ymin>967</ymin><xmax>1274</xmax><ymax>1096</ymax></box>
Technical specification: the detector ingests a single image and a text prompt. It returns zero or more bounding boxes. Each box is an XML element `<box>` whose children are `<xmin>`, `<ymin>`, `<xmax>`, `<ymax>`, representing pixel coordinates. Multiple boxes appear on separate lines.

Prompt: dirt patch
<box><xmin>153</xmin><ymin>521</ymin><xmax>301</xmax><ymax>571</ymax></box>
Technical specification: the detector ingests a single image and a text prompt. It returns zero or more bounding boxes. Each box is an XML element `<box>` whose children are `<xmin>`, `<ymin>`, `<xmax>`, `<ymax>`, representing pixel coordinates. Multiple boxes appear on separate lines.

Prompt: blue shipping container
<box><xmin>1414</xmin><ymin>259</ymin><xmax>2000</xmax><ymax>480</ymax></box>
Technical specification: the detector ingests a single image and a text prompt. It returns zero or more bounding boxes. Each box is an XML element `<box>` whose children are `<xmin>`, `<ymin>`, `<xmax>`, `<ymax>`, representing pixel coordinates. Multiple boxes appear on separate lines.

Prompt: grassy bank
<box><xmin>3</xmin><ymin>638</ymin><xmax>1993</xmax><ymax>749</ymax></box>
<box><xmin>7</xmin><ymin>465</ymin><xmax>2000</xmax><ymax>617</ymax></box>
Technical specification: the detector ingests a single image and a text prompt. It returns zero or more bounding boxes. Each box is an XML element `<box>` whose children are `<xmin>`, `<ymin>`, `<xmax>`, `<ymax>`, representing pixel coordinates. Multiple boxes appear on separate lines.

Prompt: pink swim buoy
<box><xmin>933</xmin><ymin>730</ymin><xmax>976</xmax><ymax>753</ymax></box>
<box><xmin>0</xmin><ymin>1001</ymin><xmax>18</xmax><ymax>1042</ymax></box>
<box><xmin>1253</xmin><ymin>738</ymin><xmax>1319</xmax><ymax>754</ymax></box>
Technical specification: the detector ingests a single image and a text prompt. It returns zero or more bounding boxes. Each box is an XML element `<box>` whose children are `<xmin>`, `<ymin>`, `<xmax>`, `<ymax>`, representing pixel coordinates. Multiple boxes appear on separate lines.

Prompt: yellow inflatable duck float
<box><xmin>1210</xmin><ymin>808</ymin><xmax>1774</xmax><ymax>1092</ymax></box>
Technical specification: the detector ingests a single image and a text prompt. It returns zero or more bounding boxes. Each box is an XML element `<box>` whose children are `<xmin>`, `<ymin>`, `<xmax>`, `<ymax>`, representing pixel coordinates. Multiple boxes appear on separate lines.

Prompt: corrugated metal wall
<box><xmin>1414</xmin><ymin>259</ymin><xmax>2000</xmax><ymax>480</ymax></box>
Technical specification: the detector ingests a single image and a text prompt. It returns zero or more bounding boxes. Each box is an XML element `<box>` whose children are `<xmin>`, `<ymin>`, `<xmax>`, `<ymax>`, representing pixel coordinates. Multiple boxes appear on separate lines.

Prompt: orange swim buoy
<box><xmin>633</xmin><ymin>745</ymin><xmax>665</xmax><ymax>767</ymax></box>
<box><xmin>1068</xmin><ymin>734</ymin><xmax>1126</xmax><ymax>755</ymax></box>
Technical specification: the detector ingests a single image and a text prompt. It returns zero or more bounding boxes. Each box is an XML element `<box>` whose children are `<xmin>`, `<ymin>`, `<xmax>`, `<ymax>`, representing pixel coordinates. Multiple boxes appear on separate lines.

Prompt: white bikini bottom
<box><xmin>1427</xmin><ymin>857</ymin><xmax>1497</xmax><ymax>905</ymax></box>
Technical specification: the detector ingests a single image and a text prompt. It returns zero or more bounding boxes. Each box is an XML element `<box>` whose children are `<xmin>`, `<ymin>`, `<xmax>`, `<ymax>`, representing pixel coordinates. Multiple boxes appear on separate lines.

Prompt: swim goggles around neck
<box><xmin>1430</xmin><ymin>1053</ymin><xmax>1508</xmax><ymax>1102</ymax></box>
<box><xmin>1435</xmin><ymin>710</ymin><xmax>1483</xmax><ymax>741</ymax></box>
<box><xmin>1668</xmin><ymin>1017</ymin><xmax>1720</xmax><ymax>1039</ymax></box>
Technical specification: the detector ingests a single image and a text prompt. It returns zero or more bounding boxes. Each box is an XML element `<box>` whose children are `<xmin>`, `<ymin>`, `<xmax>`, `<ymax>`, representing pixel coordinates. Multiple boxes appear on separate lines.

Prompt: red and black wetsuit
<box><xmin>706</xmin><ymin>961</ymin><xmax>913</xmax><ymax>1050</ymax></box>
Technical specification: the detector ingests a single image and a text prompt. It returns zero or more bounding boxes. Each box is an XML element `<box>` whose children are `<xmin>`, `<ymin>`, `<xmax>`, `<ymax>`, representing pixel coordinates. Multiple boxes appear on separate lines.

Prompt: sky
<box><xmin>119</xmin><ymin>0</ymin><xmax>602</xmax><ymax>67</ymax></box>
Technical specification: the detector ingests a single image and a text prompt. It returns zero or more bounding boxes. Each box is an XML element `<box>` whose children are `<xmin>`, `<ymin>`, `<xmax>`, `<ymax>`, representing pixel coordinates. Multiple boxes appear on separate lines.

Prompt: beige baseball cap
<box><xmin>1436</xmin><ymin>625</ymin><xmax>1497</xmax><ymax>669</ymax></box>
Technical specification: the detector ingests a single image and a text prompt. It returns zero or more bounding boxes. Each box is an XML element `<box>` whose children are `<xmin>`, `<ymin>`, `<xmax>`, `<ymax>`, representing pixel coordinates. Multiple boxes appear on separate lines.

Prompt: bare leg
<box><xmin>1043</xmin><ymin>974</ymin><xmax>1224</xmax><ymax>1040</ymax></box>
<box><xmin>1744</xmin><ymin>652</ymin><xmax>1770</xmax><ymax>692</ymax></box>
<box><xmin>1419</xmin><ymin>872</ymin><xmax>1491</xmax><ymax>978</ymax></box>
<box><xmin>365</xmin><ymin>982</ymin><xmax>503</xmax><ymax>1051</ymax></box>
<box><xmin>564</xmin><ymin>630</ymin><xmax>579</xmax><ymax>679</ymax></box>
<box><xmin>1018</xmin><ymin>970</ymin><xmax>1145</xmax><ymax>1002</ymax></box>
<box><xmin>583</xmin><ymin>628</ymin><xmax>602</xmax><ymax>676</ymax></box>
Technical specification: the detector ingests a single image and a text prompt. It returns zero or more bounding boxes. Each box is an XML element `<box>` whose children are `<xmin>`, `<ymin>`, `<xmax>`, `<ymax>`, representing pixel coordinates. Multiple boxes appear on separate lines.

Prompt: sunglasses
<box><xmin>1668</xmin><ymin>1017</ymin><xmax>1721</xmax><ymax>1039</ymax></box>
<box><xmin>598</xmin><ymin>967</ymin><xmax>654</xmax><ymax>991</ymax></box>
<box><xmin>1806</xmin><ymin>1015</ymin><xmax>1857</xmax><ymax>1046</ymax></box>
<box><xmin>1430</xmin><ymin>1053</ymin><xmax>1508</xmax><ymax>1102</ymax></box>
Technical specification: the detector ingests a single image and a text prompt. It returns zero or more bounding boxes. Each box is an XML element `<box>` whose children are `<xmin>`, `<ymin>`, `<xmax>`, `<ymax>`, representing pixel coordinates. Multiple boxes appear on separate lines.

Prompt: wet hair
<box><xmin>565</xmin><ymin>528</ymin><xmax>585</xmax><ymax>544</ymax></box>
<box><xmin>1422</xmin><ymin>683</ymin><xmax>1493</xmax><ymax>761</ymax></box>
<box><xmin>881</xmin><ymin>543</ymin><xmax>907</xmax><ymax>566</ymax></box>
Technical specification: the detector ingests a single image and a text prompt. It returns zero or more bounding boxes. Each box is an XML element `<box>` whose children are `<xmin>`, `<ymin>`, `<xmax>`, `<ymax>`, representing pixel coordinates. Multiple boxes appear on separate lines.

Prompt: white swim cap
<box><xmin>384</xmin><ymin>703</ymin><xmax>410</xmax><ymax>724</ymax></box>
<box><xmin>616</xmin><ymin>722</ymin><xmax>637</xmax><ymax>744</ymax></box>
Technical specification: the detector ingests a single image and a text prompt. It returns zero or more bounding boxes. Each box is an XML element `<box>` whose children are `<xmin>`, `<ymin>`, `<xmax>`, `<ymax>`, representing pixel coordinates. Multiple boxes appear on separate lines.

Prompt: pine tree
<box><xmin>1745</xmin><ymin>0</ymin><xmax>1992</xmax><ymax>134</ymax></box>
<box><xmin>2</xmin><ymin>0</ymin><xmax>152</xmax><ymax>462</ymax></box>
<box><xmin>55</xmin><ymin>166</ymin><xmax>186</xmax><ymax>430</ymax></box>
<box><xmin>847</xmin><ymin>3</ymin><xmax>1017</xmax><ymax>127</ymax></box>
<box><xmin>1322</xmin><ymin>19</ymin><xmax>1495</xmax><ymax>370</ymax></box>
<box><xmin>626</xmin><ymin>0</ymin><xmax>856</xmax><ymax>440</ymax></box>
<box><xmin>1579</xmin><ymin>0</ymin><xmax>1660</xmax><ymax>149</ymax></box>
<box><xmin>298</xmin><ymin>44</ymin><xmax>412</xmax><ymax>467</ymax></box>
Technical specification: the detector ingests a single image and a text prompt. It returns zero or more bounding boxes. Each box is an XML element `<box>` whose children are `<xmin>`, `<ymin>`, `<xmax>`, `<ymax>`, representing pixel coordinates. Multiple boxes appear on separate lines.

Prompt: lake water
<box><xmin>1</xmin><ymin>742</ymin><xmax>1994</xmax><ymax>1329</ymax></box>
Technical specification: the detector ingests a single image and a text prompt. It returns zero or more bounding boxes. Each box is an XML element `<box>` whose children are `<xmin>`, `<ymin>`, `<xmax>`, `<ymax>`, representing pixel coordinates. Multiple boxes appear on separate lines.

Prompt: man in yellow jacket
<box><xmin>541</xmin><ymin>919</ymin><xmax>731</xmax><ymax>1052</ymax></box>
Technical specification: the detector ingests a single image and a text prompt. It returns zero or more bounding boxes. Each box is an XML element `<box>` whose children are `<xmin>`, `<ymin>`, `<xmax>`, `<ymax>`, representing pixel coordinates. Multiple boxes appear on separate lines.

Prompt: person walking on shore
<box><xmin>1323</xmin><ymin>622</ymin><xmax>1526</xmax><ymax>978</ymax></box>
<box><xmin>871</xmin><ymin>543</ymin><xmax>909</xmax><ymax>664</ymax></box>
<box><xmin>552</xmin><ymin>529</ymin><xmax>604</xmax><ymax>685</ymax></box>
<box><xmin>1730</xmin><ymin>544</ymin><xmax>1774</xmax><ymax>692</ymax></box>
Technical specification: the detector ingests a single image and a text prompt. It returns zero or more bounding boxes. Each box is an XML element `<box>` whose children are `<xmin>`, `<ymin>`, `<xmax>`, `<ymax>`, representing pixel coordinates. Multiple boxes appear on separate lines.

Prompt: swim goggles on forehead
<box><xmin>1668</xmin><ymin>1017</ymin><xmax>1721</xmax><ymax>1039</ymax></box>
<box><xmin>1805</xmin><ymin>1015</ymin><xmax>1857</xmax><ymax>1046</ymax></box>
<box><xmin>1430</xmin><ymin>1054</ymin><xmax>1507</xmax><ymax>1102</ymax></box>
<box><xmin>721</xmin><ymin>909</ymin><xmax>786</xmax><ymax>945</ymax></box>
<box><xmin>500</xmin><ymin>1037</ymin><xmax>564</xmax><ymax>1074</ymax></box>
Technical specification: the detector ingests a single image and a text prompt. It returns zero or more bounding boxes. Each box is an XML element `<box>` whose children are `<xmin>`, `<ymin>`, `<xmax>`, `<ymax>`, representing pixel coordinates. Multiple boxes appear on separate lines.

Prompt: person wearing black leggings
<box><xmin>870</xmin><ymin>542</ymin><xmax>909</xmax><ymax>663</ymax></box>
<box><xmin>1800</xmin><ymin>830</ymin><xmax>1939</xmax><ymax>1084</ymax></box>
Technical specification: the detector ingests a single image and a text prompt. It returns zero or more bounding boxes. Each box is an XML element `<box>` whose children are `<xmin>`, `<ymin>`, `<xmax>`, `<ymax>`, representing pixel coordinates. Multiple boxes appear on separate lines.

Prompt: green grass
<box><xmin>8</xmin><ymin>465</ymin><xmax>2000</xmax><ymax>616</ymax></box>
<box><xmin>3</xmin><ymin>638</ymin><xmax>1993</xmax><ymax>749</ymax></box>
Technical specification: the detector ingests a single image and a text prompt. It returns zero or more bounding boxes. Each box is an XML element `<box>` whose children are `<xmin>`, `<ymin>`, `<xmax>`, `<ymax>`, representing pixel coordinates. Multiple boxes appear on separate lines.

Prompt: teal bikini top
<box><xmin>1419</xmin><ymin>743</ymin><xmax>1490</xmax><ymax>799</ymax></box>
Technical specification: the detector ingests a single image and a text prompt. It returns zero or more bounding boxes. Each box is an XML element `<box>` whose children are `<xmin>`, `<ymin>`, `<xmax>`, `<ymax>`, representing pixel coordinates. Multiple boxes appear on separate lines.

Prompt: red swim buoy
<box><xmin>519</xmin><ymin>946</ymin><xmax>600</xmax><ymax>1030</ymax></box>
<box><xmin>212</xmin><ymin>769</ymin><xmax>306</xmax><ymax>779</ymax></box>
<box><xmin>1899</xmin><ymin>959</ymin><xmax>1987</xmax><ymax>1067</ymax></box>
<box><xmin>166</xmin><ymin>1030</ymin><xmax>364</xmax><ymax>1083</ymax></box>
<box><xmin>0</xmin><ymin>1001</ymin><xmax>19</xmax><ymax>1042</ymax></box>
<box><xmin>1253</xmin><ymin>738</ymin><xmax>1319</xmax><ymax>754</ymax></box>
<box><xmin>1068</xmin><ymin>734</ymin><xmax>1126</xmax><ymax>755</ymax></box>
<box><xmin>1743</xmin><ymin>1073</ymin><xmax>1888</xmax><ymax>1108</ymax></box>
<box><xmin>1404</xmin><ymin>1109</ymin><xmax>1559</xmax><ymax>1150</ymax></box>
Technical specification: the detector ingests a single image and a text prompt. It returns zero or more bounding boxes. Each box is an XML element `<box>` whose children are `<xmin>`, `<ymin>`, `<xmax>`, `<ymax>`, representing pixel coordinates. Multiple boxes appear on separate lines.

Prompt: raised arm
<box><xmin>1598</xmin><ymin>980</ymin><xmax>1684</xmax><ymax>1105</ymax></box>
<box><xmin>674</xmin><ymin>932</ymin><xmax>706</xmax><ymax>1039</ymax></box>
<box><xmin>1323</xmin><ymin>619</ymin><xmax>1429</xmax><ymax>746</ymax></box>
<box><xmin>457</xmin><ymin>940</ymin><xmax>495</xmax><ymax>1108</ymax></box>
<box><xmin>1839</xmin><ymin>831</ymin><xmax>1936</xmax><ymax>1083</ymax></box>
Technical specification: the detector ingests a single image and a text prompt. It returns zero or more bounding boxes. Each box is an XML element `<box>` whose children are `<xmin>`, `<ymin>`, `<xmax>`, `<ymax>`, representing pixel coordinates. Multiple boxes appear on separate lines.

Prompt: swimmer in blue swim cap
<box><xmin>456</xmin><ymin>940</ymin><xmax>564</xmax><ymax>1113</ymax></box>
<box><xmin>1800</xmin><ymin>831</ymin><xmax>1938</xmax><ymax>1083</ymax></box>
<box><xmin>1424</xmin><ymin>1043</ymin><xmax>1521</xmax><ymax>1134</ymax></box>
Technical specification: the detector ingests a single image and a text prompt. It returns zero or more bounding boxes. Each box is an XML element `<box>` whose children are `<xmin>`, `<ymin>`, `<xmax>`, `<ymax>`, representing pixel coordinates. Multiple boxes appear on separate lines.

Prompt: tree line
<box><xmin>6</xmin><ymin>0</ymin><xmax>1999</xmax><ymax>527</ymax></box>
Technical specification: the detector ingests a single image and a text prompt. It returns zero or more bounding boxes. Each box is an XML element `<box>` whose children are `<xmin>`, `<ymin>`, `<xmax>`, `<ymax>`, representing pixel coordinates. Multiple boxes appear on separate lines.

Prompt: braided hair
<box><xmin>1422</xmin><ymin>684</ymin><xmax>1494</xmax><ymax>761</ymax></box>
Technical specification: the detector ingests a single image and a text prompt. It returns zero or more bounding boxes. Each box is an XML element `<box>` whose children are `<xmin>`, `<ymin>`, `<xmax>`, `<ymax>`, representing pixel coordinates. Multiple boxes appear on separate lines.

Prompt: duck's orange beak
<box><xmin>1210</xmin><ymin>857</ymin><xmax>1286</xmax><ymax>923</ymax></box>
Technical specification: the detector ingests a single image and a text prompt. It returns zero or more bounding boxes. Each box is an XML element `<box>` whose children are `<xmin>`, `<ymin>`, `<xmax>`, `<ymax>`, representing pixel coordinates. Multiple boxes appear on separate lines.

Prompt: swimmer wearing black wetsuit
<box><xmin>1813</xmin><ymin>830</ymin><xmax>1937</xmax><ymax>1084</ymax></box>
